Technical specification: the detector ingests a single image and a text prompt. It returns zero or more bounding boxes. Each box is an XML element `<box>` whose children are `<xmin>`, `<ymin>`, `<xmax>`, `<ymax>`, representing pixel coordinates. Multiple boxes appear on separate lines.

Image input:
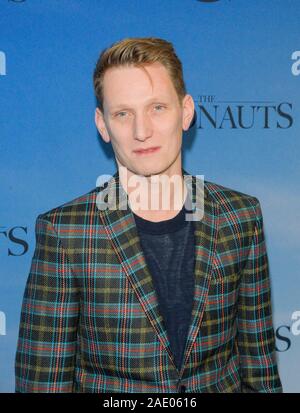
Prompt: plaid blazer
<box><xmin>15</xmin><ymin>169</ymin><xmax>282</xmax><ymax>393</ymax></box>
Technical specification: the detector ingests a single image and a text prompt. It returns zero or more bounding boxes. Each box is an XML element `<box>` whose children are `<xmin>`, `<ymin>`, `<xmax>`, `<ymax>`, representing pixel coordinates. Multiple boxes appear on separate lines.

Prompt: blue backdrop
<box><xmin>1</xmin><ymin>0</ymin><xmax>299</xmax><ymax>392</ymax></box>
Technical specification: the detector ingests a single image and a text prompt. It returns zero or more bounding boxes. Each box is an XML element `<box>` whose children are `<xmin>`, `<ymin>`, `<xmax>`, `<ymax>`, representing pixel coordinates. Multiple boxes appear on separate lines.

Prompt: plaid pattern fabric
<box><xmin>15</xmin><ymin>168</ymin><xmax>282</xmax><ymax>393</ymax></box>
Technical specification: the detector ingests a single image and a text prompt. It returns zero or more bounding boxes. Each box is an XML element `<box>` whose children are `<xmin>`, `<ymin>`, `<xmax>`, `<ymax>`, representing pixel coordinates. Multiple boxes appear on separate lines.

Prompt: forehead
<box><xmin>102</xmin><ymin>63</ymin><xmax>178</xmax><ymax>109</ymax></box>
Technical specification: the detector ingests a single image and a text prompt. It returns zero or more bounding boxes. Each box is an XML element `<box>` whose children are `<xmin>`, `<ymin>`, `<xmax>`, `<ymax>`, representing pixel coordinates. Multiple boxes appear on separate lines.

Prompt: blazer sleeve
<box><xmin>237</xmin><ymin>200</ymin><xmax>283</xmax><ymax>393</ymax></box>
<box><xmin>15</xmin><ymin>215</ymin><xmax>80</xmax><ymax>392</ymax></box>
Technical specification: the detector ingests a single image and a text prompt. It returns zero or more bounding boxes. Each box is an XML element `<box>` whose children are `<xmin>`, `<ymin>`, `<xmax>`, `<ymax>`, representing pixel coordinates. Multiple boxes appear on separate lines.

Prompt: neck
<box><xmin>118</xmin><ymin>165</ymin><xmax>187</xmax><ymax>222</ymax></box>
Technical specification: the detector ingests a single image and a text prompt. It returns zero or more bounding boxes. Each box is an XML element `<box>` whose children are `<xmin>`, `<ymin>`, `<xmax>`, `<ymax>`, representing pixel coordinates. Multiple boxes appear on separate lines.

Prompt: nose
<box><xmin>133</xmin><ymin>111</ymin><xmax>153</xmax><ymax>141</ymax></box>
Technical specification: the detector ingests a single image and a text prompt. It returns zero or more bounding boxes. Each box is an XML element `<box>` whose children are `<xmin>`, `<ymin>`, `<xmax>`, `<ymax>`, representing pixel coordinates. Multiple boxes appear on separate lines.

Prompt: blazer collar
<box><xmin>98</xmin><ymin>168</ymin><xmax>219</xmax><ymax>377</ymax></box>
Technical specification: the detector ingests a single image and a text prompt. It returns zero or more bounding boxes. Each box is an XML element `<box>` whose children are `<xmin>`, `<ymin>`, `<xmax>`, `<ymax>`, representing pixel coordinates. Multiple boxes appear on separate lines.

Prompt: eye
<box><xmin>116</xmin><ymin>111</ymin><xmax>128</xmax><ymax>118</ymax></box>
<box><xmin>153</xmin><ymin>104</ymin><xmax>165</xmax><ymax>111</ymax></box>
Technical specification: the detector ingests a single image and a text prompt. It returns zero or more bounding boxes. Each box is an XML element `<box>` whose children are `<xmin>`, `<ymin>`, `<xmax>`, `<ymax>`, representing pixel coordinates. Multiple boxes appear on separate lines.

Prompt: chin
<box><xmin>120</xmin><ymin>157</ymin><xmax>177</xmax><ymax>178</ymax></box>
<box><xmin>133</xmin><ymin>162</ymin><xmax>166</xmax><ymax>175</ymax></box>
<box><xmin>136</xmin><ymin>167</ymin><xmax>172</xmax><ymax>179</ymax></box>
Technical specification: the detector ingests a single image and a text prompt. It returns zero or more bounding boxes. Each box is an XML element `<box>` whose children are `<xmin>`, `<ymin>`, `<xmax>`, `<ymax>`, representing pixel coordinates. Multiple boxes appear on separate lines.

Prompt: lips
<box><xmin>133</xmin><ymin>146</ymin><xmax>161</xmax><ymax>155</ymax></box>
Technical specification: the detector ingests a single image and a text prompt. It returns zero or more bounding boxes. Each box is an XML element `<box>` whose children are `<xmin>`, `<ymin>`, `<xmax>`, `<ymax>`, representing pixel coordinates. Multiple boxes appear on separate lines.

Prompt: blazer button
<box><xmin>180</xmin><ymin>385</ymin><xmax>186</xmax><ymax>393</ymax></box>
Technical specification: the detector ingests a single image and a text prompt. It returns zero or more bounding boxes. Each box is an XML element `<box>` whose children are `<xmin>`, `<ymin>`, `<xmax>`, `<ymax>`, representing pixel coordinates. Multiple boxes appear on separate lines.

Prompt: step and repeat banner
<box><xmin>1</xmin><ymin>0</ymin><xmax>299</xmax><ymax>392</ymax></box>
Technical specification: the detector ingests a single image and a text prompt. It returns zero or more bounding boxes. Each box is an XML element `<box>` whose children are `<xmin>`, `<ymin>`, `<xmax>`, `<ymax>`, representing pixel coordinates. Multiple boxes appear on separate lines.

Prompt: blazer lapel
<box><xmin>179</xmin><ymin>171</ymin><xmax>219</xmax><ymax>377</ymax></box>
<box><xmin>97</xmin><ymin>168</ymin><xmax>219</xmax><ymax>375</ymax></box>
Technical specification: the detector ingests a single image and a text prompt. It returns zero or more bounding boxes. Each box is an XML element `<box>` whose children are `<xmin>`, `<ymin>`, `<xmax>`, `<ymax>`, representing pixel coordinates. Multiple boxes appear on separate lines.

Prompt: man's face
<box><xmin>95</xmin><ymin>62</ymin><xmax>194</xmax><ymax>178</ymax></box>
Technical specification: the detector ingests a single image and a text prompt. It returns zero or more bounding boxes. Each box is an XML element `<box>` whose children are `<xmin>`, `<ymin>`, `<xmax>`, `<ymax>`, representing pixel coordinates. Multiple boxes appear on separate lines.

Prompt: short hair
<box><xmin>93</xmin><ymin>37</ymin><xmax>187</xmax><ymax>112</ymax></box>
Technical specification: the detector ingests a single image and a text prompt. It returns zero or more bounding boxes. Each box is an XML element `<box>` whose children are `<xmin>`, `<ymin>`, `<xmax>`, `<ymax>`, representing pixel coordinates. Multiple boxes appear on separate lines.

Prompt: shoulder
<box><xmin>203</xmin><ymin>179</ymin><xmax>262</xmax><ymax>221</ymax></box>
<box><xmin>36</xmin><ymin>185</ymin><xmax>102</xmax><ymax>227</ymax></box>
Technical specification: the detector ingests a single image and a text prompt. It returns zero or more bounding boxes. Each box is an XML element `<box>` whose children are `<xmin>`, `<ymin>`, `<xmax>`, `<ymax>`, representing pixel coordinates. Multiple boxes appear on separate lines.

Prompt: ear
<box><xmin>182</xmin><ymin>94</ymin><xmax>195</xmax><ymax>131</ymax></box>
<box><xmin>95</xmin><ymin>107</ymin><xmax>111</xmax><ymax>143</ymax></box>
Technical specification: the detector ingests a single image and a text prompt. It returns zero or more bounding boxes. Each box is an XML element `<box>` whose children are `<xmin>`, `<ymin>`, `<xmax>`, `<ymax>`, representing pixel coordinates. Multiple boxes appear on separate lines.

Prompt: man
<box><xmin>15</xmin><ymin>37</ymin><xmax>282</xmax><ymax>393</ymax></box>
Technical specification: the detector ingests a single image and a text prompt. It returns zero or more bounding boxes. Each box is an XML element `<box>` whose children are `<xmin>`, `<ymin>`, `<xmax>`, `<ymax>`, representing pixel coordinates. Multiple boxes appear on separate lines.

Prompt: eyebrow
<box><xmin>109</xmin><ymin>98</ymin><xmax>169</xmax><ymax>112</ymax></box>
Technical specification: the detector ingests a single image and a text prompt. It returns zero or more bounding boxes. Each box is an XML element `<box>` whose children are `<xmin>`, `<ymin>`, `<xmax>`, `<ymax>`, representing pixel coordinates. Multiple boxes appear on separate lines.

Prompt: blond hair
<box><xmin>93</xmin><ymin>37</ymin><xmax>186</xmax><ymax>112</ymax></box>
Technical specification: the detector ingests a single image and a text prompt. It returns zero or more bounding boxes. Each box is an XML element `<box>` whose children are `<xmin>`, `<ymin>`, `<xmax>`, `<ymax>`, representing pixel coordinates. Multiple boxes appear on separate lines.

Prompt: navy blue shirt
<box><xmin>133</xmin><ymin>204</ymin><xmax>195</xmax><ymax>371</ymax></box>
